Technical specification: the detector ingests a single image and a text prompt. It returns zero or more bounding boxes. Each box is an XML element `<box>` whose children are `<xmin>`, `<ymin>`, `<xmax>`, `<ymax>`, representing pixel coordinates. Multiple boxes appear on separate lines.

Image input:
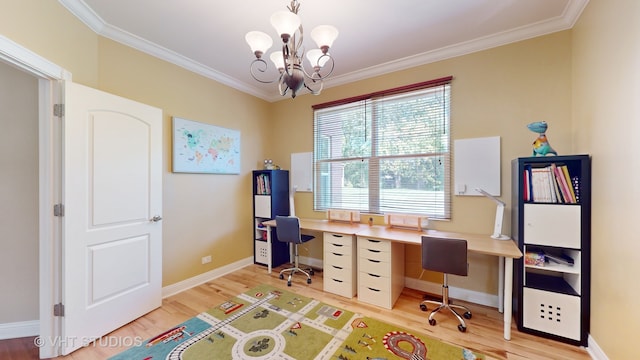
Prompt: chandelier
<box><xmin>245</xmin><ymin>0</ymin><xmax>338</xmax><ymax>98</ymax></box>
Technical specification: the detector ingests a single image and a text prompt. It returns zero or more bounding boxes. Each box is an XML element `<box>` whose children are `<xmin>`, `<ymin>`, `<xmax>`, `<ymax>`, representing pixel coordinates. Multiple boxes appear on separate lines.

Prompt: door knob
<box><xmin>150</xmin><ymin>215</ymin><xmax>163</xmax><ymax>222</ymax></box>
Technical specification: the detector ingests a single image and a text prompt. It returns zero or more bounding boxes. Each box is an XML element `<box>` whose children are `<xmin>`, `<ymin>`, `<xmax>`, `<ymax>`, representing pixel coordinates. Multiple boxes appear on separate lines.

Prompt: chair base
<box><xmin>419</xmin><ymin>284</ymin><xmax>472</xmax><ymax>332</ymax></box>
<box><xmin>278</xmin><ymin>240</ymin><xmax>315</xmax><ymax>286</ymax></box>
<box><xmin>279</xmin><ymin>264</ymin><xmax>314</xmax><ymax>286</ymax></box>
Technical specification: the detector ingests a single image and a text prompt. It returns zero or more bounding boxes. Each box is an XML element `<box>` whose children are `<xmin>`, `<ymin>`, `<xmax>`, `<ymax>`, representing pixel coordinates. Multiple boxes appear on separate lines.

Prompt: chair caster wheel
<box><xmin>464</xmin><ymin>312</ymin><xmax>472</xmax><ymax>319</ymax></box>
<box><xmin>287</xmin><ymin>281</ymin><xmax>292</xmax><ymax>286</ymax></box>
<box><xmin>420</xmin><ymin>304</ymin><xmax>427</xmax><ymax>311</ymax></box>
<box><xmin>428</xmin><ymin>319</ymin><xmax>436</xmax><ymax>326</ymax></box>
<box><xmin>309</xmin><ymin>269</ymin><xmax>314</xmax><ymax>275</ymax></box>
<box><xmin>458</xmin><ymin>324</ymin><xmax>467</xmax><ymax>332</ymax></box>
<box><xmin>307</xmin><ymin>278</ymin><xmax>312</xmax><ymax>284</ymax></box>
<box><xmin>279</xmin><ymin>274</ymin><xmax>284</xmax><ymax>280</ymax></box>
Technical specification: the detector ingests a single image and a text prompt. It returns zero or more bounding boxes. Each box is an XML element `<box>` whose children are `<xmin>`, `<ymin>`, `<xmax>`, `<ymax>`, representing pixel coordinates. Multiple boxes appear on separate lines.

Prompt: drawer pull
<box><xmin>331</xmin><ymin>234</ymin><xmax>344</xmax><ymax>238</ymax></box>
<box><xmin>332</xmin><ymin>252</ymin><xmax>343</xmax><ymax>256</ymax></box>
<box><xmin>367</xmin><ymin>273</ymin><xmax>381</xmax><ymax>278</ymax></box>
<box><xmin>367</xmin><ymin>259</ymin><xmax>381</xmax><ymax>263</ymax></box>
<box><xmin>331</xmin><ymin>243</ymin><xmax>344</xmax><ymax>247</ymax></box>
<box><xmin>332</xmin><ymin>265</ymin><xmax>343</xmax><ymax>270</ymax></box>
<box><xmin>332</xmin><ymin>278</ymin><xmax>343</xmax><ymax>283</ymax></box>
<box><xmin>367</xmin><ymin>249</ymin><xmax>381</xmax><ymax>253</ymax></box>
<box><xmin>367</xmin><ymin>287</ymin><xmax>381</xmax><ymax>292</ymax></box>
<box><xmin>367</xmin><ymin>239</ymin><xmax>381</xmax><ymax>243</ymax></box>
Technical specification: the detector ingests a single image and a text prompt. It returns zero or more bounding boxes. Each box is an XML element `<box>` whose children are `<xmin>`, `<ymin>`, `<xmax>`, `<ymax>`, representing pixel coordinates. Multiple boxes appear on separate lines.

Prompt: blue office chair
<box><xmin>419</xmin><ymin>236</ymin><xmax>472</xmax><ymax>332</ymax></box>
<box><xmin>275</xmin><ymin>216</ymin><xmax>315</xmax><ymax>286</ymax></box>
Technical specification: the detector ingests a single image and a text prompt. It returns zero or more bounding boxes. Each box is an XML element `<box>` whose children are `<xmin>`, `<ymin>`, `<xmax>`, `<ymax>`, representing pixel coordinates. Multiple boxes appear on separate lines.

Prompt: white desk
<box><xmin>263</xmin><ymin>218</ymin><xmax>522</xmax><ymax>340</ymax></box>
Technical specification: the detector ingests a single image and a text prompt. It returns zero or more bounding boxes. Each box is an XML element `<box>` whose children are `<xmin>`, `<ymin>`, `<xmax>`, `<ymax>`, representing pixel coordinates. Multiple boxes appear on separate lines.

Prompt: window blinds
<box><xmin>313</xmin><ymin>77</ymin><xmax>452</xmax><ymax>219</ymax></box>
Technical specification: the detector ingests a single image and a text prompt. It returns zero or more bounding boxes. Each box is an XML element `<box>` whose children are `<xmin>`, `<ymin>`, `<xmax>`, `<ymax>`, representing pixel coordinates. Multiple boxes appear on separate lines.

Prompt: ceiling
<box><xmin>59</xmin><ymin>0</ymin><xmax>588</xmax><ymax>102</ymax></box>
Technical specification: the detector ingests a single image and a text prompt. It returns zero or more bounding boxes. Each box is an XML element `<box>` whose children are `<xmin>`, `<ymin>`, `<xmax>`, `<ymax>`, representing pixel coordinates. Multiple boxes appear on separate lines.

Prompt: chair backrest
<box><xmin>421</xmin><ymin>236</ymin><xmax>468</xmax><ymax>276</ymax></box>
<box><xmin>275</xmin><ymin>216</ymin><xmax>302</xmax><ymax>244</ymax></box>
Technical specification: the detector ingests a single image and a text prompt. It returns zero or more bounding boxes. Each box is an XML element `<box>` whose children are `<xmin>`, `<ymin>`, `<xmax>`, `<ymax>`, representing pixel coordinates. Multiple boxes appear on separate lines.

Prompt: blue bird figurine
<box><xmin>527</xmin><ymin>121</ymin><xmax>557</xmax><ymax>156</ymax></box>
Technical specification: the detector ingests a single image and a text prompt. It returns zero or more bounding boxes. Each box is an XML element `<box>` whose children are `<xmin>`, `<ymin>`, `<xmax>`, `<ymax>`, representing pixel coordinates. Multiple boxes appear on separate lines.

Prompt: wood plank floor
<box><xmin>1</xmin><ymin>264</ymin><xmax>591</xmax><ymax>359</ymax></box>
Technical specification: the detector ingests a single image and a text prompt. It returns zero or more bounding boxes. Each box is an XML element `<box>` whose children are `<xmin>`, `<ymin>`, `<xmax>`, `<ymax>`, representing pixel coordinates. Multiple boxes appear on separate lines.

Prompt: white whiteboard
<box><xmin>291</xmin><ymin>152</ymin><xmax>313</xmax><ymax>192</ymax></box>
<box><xmin>454</xmin><ymin>136</ymin><xmax>501</xmax><ymax>196</ymax></box>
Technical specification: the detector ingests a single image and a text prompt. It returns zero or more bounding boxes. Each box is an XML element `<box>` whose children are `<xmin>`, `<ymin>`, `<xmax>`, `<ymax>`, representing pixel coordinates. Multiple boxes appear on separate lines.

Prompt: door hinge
<box><xmin>53</xmin><ymin>103</ymin><xmax>65</xmax><ymax>117</ymax></box>
<box><xmin>54</xmin><ymin>203</ymin><xmax>65</xmax><ymax>217</ymax></box>
<box><xmin>53</xmin><ymin>303</ymin><xmax>65</xmax><ymax>317</ymax></box>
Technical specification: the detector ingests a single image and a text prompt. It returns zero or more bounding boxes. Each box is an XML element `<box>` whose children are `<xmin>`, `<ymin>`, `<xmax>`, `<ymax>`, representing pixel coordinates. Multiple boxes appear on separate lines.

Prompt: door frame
<box><xmin>0</xmin><ymin>35</ymin><xmax>71</xmax><ymax>358</ymax></box>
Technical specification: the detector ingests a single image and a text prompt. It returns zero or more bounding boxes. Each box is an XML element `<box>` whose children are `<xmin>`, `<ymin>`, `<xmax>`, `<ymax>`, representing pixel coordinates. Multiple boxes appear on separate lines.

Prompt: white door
<box><xmin>61</xmin><ymin>81</ymin><xmax>163</xmax><ymax>355</ymax></box>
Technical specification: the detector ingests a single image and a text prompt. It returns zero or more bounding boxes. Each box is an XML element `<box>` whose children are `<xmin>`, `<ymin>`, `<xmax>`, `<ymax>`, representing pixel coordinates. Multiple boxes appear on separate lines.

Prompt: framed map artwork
<box><xmin>172</xmin><ymin>117</ymin><xmax>241</xmax><ymax>174</ymax></box>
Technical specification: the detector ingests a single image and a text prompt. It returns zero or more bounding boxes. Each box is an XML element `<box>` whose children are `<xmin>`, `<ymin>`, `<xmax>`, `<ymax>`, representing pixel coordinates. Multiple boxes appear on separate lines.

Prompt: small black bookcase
<box><xmin>252</xmin><ymin>170</ymin><xmax>290</xmax><ymax>268</ymax></box>
<box><xmin>511</xmin><ymin>155</ymin><xmax>591</xmax><ymax>346</ymax></box>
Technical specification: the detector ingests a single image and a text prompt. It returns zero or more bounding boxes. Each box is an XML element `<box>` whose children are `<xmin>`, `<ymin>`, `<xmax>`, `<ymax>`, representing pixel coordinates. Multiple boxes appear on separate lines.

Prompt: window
<box><xmin>313</xmin><ymin>77</ymin><xmax>452</xmax><ymax>219</ymax></box>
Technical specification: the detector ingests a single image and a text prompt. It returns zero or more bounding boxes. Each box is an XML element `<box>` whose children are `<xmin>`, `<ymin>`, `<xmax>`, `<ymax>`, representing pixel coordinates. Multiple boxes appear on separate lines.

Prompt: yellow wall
<box><xmin>0</xmin><ymin>0</ymin><xmax>98</xmax><ymax>86</ymax></box>
<box><xmin>95</xmin><ymin>38</ymin><xmax>271</xmax><ymax>285</ymax></box>
<box><xmin>572</xmin><ymin>0</ymin><xmax>640</xmax><ymax>357</ymax></box>
<box><xmin>270</xmin><ymin>32</ymin><xmax>573</xmax><ymax>292</ymax></box>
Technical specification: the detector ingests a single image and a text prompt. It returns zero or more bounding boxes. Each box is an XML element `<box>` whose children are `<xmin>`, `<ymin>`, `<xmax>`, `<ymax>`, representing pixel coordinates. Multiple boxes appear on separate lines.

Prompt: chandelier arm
<box><xmin>282</xmin><ymin>43</ymin><xmax>294</xmax><ymax>77</ymax></box>
<box><xmin>295</xmin><ymin>24</ymin><xmax>304</xmax><ymax>52</ymax></box>
<box><xmin>297</xmin><ymin>54</ymin><xmax>335</xmax><ymax>81</ymax></box>
<box><xmin>249</xmin><ymin>58</ymin><xmax>280</xmax><ymax>84</ymax></box>
<box><xmin>304</xmin><ymin>77</ymin><xmax>324</xmax><ymax>95</ymax></box>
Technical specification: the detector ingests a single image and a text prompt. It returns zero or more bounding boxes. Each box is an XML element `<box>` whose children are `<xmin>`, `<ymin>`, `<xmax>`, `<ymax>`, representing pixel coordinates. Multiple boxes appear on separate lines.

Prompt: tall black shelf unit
<box><xmin>511</xmin><ymin>155</ymin><xmax>591</xmax><ymax>346</ymax></box>
<box><xmin>252</xmin><ymin>169</ymin><xmax>290</xmax><ymax>268</ymax></box>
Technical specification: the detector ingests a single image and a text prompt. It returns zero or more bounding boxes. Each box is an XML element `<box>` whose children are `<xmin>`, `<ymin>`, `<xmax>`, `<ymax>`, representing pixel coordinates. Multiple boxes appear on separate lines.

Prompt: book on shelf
<box><xmin>552</xmin><ymin>171</ymin><xmax>565</xmax><ymax>203</ymax></box>
<box><xmin>545</xmin><ymin>253</ymin><xmax>575</xmax><ymax>266</ymax></box>
<box><xmin>560</xmin><ymin>165</ymin><xmax>577</xmax><ymax>203</ymax></box>
<box><xmin>524</xmin><ymin>163</ymin><xmax>579</xmax><ymax>204</ymax></box>
<box><xmin>551</xmin><ymin>163</ymin><xmax>571</xmax><ymax>203</ymax></box>
<box><xmin>530</xmin><ymin>167</ymin><xmax>554</xmax><ymax>203</ymax></box>
<box><xmin>255</xmin><ymin>173</ymin><xmax>271</xmax><ymax>195</ymax></box>
<box><xmin>571</xmin><ymin>175</ymin><xmax>581</xmax><ymax>203</ymax></box>
<box><xmin>523</xmin><ymin>165</ymin><xmax>531</xmax><ymax>201</ymax></box>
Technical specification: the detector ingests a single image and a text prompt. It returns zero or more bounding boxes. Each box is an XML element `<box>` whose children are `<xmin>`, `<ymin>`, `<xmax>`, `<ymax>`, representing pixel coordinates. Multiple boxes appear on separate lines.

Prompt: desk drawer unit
<box><xmin>323</xmin><ymin>232</ymin><xmax>357</xmax><ymax>298</ymax></box>
<box><xmin>357</xmin><ymin>237</ymin><xmax>405</xmax><ymax>309</ymax></box>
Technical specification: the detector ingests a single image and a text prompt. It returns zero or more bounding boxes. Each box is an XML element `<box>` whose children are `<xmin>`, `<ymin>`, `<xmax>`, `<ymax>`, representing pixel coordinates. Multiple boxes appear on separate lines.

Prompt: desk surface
<box><xmin>263</xmin><ymin>217</ymin><xmax>520</xmax><ymax>340</ymax></box>
<box><xmin>263</xmin><ymin>218</ymin><xmax>522</xmax><ymax>259</ymax></box>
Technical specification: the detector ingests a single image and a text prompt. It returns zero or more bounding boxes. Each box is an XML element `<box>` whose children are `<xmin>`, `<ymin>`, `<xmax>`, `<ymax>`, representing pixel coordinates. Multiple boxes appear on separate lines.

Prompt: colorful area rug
<box><xmin>110</xmin><ymin>284</ymin><xmax>486</xmax><ymax>360</ymax></box>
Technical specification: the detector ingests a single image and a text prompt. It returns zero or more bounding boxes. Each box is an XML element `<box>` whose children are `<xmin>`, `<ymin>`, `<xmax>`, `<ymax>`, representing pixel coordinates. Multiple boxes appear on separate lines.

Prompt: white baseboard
<box><xmin>299</xmin><ymin>255</ymin><xmax>323</xmax><ymax>271</ymax></box>
<box><xmin>0</xmin><ymin>320</ymin><xmax>39</xmax><ymax>340</ymax></box>
<box><xmin>161</xmin><ymin>257</ymin><xmax>254</xmax><ymax>298</ymax></box>
<box><xmin>404</xmin><ymin>277</ymin><xmax>499</xmax><ymax>309</ymax></box>
<box><xmin>586</xmin><ymin>334</ymin><xmax>607</xmax><ymax>360</ymax></box>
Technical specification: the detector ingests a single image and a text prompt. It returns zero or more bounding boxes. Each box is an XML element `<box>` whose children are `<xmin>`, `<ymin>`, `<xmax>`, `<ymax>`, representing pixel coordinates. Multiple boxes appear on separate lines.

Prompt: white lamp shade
<box><xmin>270</xmin><ymin>11</ymin><xmax>301</xmax><ymax>38</ymax></box>
<box><xmin>306</xmin><ymin>48</ymin><xmax>329</xmax><ymax>67</ymax></box>
<box><xmin>269</xmin><ymin>51</ymin><xmax>285</xmax><ymax>69</ymax></box>
<box><xmin>311</xmin><ymin>25</ymin><xmax>338</xmax><ymax>49</ymax></box>
<box><xmin>245</xmin><ymin>31</ymin><xmax>273</xmax><ymax>55</ymax></box>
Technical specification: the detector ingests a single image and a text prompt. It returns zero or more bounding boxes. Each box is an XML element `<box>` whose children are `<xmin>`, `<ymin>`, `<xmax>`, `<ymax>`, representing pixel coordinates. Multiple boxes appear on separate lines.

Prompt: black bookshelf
<box><xmin>511</xmin><ymin>155</ymin><xmax>591</xmax><ymax>346</ymax></box>
<box><xmin>252</xmin><ymin>170</ymin><xmax>290</xmax><ymax>268</ymax></box>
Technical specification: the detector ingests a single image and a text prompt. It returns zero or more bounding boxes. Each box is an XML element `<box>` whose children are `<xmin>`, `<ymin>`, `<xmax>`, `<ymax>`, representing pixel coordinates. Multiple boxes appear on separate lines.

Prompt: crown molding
<box><xmin>326</xmin><ymin>0</ymin><xmax>589</xmax><ymax>91</ymax></box>
<box><xmin>58</xmin><ymin>0</ymin><xmax>588</xmax><ymax>102</ymax></box>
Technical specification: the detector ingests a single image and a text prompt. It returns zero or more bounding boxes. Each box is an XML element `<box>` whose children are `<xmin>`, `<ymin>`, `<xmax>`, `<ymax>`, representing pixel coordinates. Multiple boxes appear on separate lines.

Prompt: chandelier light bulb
<box><xmin>306</xmin><ymin>49</ymin><xmax>329</xmax><ymax>68</ymax></box>
<box><xmin>270</xmin><ymin>11</ymin><xmax>301</xmax><ymax>42</ymax></box>
<box><xmin>269</xmin><ymin>51</ymin><xmax>285</xmax><ymax>70</ymax></box>
<box><xmin>245</xmin><ymin>31</ymin><xmax>273</xmax><ymax>58</ymax></box>
<box><xmin>311</xmin><ymin>25</ymin><xmax>339</xmax><ymax>52</ymax></box>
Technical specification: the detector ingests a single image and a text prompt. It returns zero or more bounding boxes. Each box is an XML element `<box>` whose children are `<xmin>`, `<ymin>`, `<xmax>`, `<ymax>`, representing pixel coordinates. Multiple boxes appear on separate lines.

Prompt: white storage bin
<box><xmin>523</xmin><ymin>287</ymin><xmax>581</xmax><ymax>340</ymax></box>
